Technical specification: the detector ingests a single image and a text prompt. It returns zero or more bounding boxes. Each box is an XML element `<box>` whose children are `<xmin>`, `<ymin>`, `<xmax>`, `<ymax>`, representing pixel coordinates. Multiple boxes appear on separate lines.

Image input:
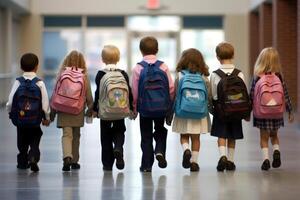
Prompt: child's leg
<box><xmin>190</xmin><ymin>134</ymin><xmax>200</xmax><ymax>163</ymax></box>
<box><xmin>217</xmin><ymin>138</ymin><xmax>227</xmax><ymax>157</ymax></box>
<box><xmin>100</xmin><ymin>120</ymin><xmax>114</xmax><ymax>170</ymax></box>
<box><xmin>181</xmin><ymin>134</ymin><xmax>191</xmax><ymax>169</ymax></box>
<box><xmin>112</xmin><ymin>119</ymin><xmax>126</xmax><ymax>170</ymax></box>
<box><xmin>62</xmin><ymin>127</ymin><xmax>74</xmax><ymax>160</ymax></box>
<box><xmin>16</xmin><ymin>127</ymin><xmax>30</xmax><ymax>168</ymax></box>
<box><xmin>72</xmin><ymin>127</ymin><xmax>81</xmax><ymax>164</ymax></box>
<box><xmin>28</xmin><ymin>126</ymin><xmax>43</xmax><ymax>172</ymax></box>
<box><xmin>260</xmin><ymin>129</ymin><xmax>271</xmax><ymax>170</ymax></box>
<box><xmin>270</xmin><ymin>129</ymin><xmax>281</xmax><ymax>168</ymax></box>
<box><xmin>139</xmin><ymin>116</ymin><xmax>154</xmax><ymax>170</ymax></box>
<box><xmin>153</xmin><ymin>117</ymin><xmax>167</xmax><ymax>157</ymax></box>
<box><xmin>227</xmin><ymin>139</ymin><xmax>236</xmax><ymax>162</ymax></box>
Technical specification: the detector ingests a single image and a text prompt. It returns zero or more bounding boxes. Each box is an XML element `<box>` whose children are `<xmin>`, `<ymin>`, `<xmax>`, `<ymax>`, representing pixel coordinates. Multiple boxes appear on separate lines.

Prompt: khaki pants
<box><xmin>62</xmin><ymin>127</ymin><xmax>81</xmax><ymax>163</ymax></box>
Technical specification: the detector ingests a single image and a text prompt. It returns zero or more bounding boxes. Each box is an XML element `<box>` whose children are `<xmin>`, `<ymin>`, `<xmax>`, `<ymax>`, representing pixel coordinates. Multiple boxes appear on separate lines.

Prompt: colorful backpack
<box><xmin>175</xmin><ymin>70</ymin><xmax>208</xmax><ymax>119</ymax></box>
<box><xmin>253</xmin><ymin>73</ymin><xmax>284</xmax><ymax>119</ymax></box>
<box><xmin>214</xmin><ymin>68</ymin><xmax>251</xmax><ymax>121</ymax></box>
<box><xmin>51</xmin><ymin>67</ymin><xmax>86</xmax><ymax>115</ymax></box>
<box><xmin>98</xmin><ymin>69</ymin><xmax>130</xmax><ymax>120</ymax></box>
<box><xmin>10</xmin><ymin>77</ymin><xmax>43</xmax><ymax>127</ymax></box>
<box><xmin>137</xmin><ymin>60</ymin><xmax>170</xmax><ymax>118</ymax></box>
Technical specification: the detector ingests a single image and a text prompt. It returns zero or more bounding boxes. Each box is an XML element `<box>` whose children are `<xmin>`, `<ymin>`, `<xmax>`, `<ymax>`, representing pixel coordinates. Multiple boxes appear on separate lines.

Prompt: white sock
<box><xmin>228</xmin><ymin>148</ymin><xmax>235</xmax><ymax>162</ymax></box>
<box><xmin>273</xmin><ymin>144</ymin><xmax>280</xmax><ymax>152</ymax></box>
<box><xmin>191</xmin><ymin>151</ymin><xmax>199</xmax><ymax>163</ymax></box>
<box><xmin>219</xmin><ymin>146</ymin><xmax>226</xmax><ymax>157</ymax></box>
<box><xmin>182</xmin><ymin>143</ymin><xmax>189</xmax><ymax>151</ymax></box>
<box><xmin>262</xmin><ymin>148</ymin><xmax>269</xmax><ymax>160</ymax></box>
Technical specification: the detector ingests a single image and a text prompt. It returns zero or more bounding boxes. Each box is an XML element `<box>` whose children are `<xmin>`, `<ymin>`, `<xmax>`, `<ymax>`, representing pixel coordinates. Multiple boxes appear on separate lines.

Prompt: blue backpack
<box><xmin>137</xmin><ymin>60</ymin><xmax>170</xmax><ymax>117</ymax></box>
<box><xmin>10</xmin><ymin>77</ymin><xmax>43</xmax><ymax>127</ymax></box>
<box><xmin>175</xmin><ymin>70</ymin><xmax>208</xmax><ymax>119</ymax></box>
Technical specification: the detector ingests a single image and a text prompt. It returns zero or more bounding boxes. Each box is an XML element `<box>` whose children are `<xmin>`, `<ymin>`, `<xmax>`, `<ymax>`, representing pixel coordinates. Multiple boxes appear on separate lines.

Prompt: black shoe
<box><xmin>156</xmin><ymin>154</ymin><xmax>167</xmax><ymax>168</ymax></box>
<box><xmin>217</xmin><ymin>156</ymin><xmax>227</xmax><ymax>172</ymax></box>
<box><xmin>226</xmin><ymin>161</ymin><xmax>236</xmax><ymax>171</ymax></box>
<box><xmin>103</xmin><ymin>166</ymin><xmax>112</xmax><ymax>171</ymax></box>
<box><xmin>62</xmin><ymin>157</ymin><xmax>72</xmax><ymax>172</ymax></box>
<box><xmin>29</xmin><ymin>158</ymin><xmax>39</xmax><ymax>172</ymax></box>
<box><xmin>272</xmin><ymin>150</ymin><xmax>281</xmax><ymax>168</ymax></box>
<box><xmin>139</xmin><ymin>167</ymin><xmax>152</xmax><ymax>172</ymax></box>
<box><xmin>17</xmin><ymin>164</ymin><xmax>29</xmax><ymax>170</ymax></box>
<box><xmin>261</xmin><ymin>159</ymin><xmax>271</xmax><ymax>171</ymax></box>
<box><xmin>190</xmin><ymin>162</ymin><xmax>200</xmax><ymax>172</ymax></box>
<box><xmin>71</xmin><ymin>163</ymin><xmax>81</xmax><ymax>170</ymax></box>
<box><xmin>114</xmin><ymin>150</ymin><xmax>125</xmax><ymax>170</ymax></box>
<box><xmin>182</xmin><ymin>149</ymin><xmax>192</xmax><ymax>169</ymax></box>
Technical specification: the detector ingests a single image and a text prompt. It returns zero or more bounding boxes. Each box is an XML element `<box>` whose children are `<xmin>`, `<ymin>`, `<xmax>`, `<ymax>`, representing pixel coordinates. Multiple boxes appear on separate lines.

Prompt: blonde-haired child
<box><xmin>51</xmin><ymin>50</ymin><xmax>93</xmax><ymax>171</ymax></box>
<box><xmin>172</xmin><ymin>48</ymin><xmax>212</xmax><ymax>172</ymax></box>
<box><xmin>93</xmin><ymin>45</ymin><xmax>133</xmax><ymax>171</ymax></box>
<box><xmin>250</xmin><ymin>47</ymin><xmax>294</xmax><ymax>171</ymax></box>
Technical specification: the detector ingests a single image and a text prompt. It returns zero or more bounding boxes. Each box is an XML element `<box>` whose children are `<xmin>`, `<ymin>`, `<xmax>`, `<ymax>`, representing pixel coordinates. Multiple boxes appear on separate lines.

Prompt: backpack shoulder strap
<box><xmin>138</xmin><ymin>61</ymin><xmax>149</xmax><ymax>68</ymax></box>
<box><xmin>154</xmin><ymin>60</ymin><xmax>163</xmax><ymax>67</ymax></box>
<box><xmin>31</xmin><ymin>77</ymin><xmax>41</xmax><ymax>84</ymax></box>
<box><xmin>231</xmin><ymin>68</ymin><xmax>241</xmax><ymax>76</ymax></box>
<box><xmin>138</xmin><ymin>60</ymin><xmax>163</xmax><ymax>68</ymax></box>
<box><xmin>16</xmin><ymin>76</ymin><xmax>25</xmax><ymax>83</ymax></box>
<box><xmin>214</xmin><ymin>69</ymin><xmax>226</xmax><ymax>79</ymax></box>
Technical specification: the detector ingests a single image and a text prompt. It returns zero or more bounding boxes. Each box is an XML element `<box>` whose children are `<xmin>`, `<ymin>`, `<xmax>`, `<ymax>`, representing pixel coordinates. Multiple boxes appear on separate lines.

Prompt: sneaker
<box><xmin>62</xmin><ymin>157</ymin><xmax>72</xmax><ymax>172</ymax></box>
<box><xmin>139</xmin><ymin>167</ymin><xmax>152</xmax><ymax>172</ymax></box>
<box><xmin>182</xmin><ymin>149</ymin><xmax>192</xmax><ymax>169</ymax></box>
<box><xmin>217</xmin><ymin>156</ymin><xmax>227</xmax><ymax>172</ymax></box>
<box><xmin>71</xmin><ymin>163</ymin><xmax>81</xmax><ymax>170</ymax></box>
<box><xmin>190</xmin><ymin>162</ymin><xmax>200</xmax><ymax>172</ymax></box>
<box><xmin>272</xmin><ymin>150</ymin><xmax>281</xmax><ymax>168</ymax></box>
<box><xmin>261</xmin><ymin>159</ymin><xmax>271</xmax><ymax>171</ymax></box>
<box><xmin>226</xmin><ymin>161</ymin><xmax>236</xmax><ymax>171</ymax></box>
<box><xmin>155</xmin><ymin>154</ymin><xmax>167</xmax><ymax>168</ymax></box>
<box><xmin>113</xmin><ymin>150</ymin><xmax>125</xmax><ymax>170</ymax></box>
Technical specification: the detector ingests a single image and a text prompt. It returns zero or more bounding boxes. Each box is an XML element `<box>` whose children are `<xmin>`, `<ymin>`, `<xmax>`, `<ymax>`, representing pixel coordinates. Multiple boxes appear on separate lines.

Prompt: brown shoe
<box><xmin>190</xmin><ymin>162</ymin><xmax>199</xmax><ymax>172</ymax></box>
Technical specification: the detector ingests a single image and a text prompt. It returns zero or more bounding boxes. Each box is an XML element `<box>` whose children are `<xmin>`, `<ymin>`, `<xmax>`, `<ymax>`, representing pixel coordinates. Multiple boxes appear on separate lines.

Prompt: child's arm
<box><xmin>131</xmin><ymin>65</ymin><xmax>142</xmax><ymax>113</ymax></box>
<box><xmin>282</xmin><ymin>80</ymin><xmax>294</xmax><ymax>123</ymax></box>
<box><xmin>39</xmin><ymin>81</ymin><xmax>50</xmax><ymax>121</ymax></box>
<box><xmin>6</xmin><ymin>80</ymin><xmax>19</xmax><ymax>113</ymax></box>
<box><xmin>85</xmin><ymin>75</ymin><xmax>93</xmax><ymax>117</ymax></box>
<box><xmin>92</xmin><ymin>71</ymin><xmax>105</xmax><ymax>117</ymax></box>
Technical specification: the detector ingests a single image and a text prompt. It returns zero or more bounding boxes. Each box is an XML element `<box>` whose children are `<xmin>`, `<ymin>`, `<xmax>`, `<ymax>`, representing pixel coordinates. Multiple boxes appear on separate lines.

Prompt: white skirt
<box><xmin>172</xmin><ymin>114</ymin><xmax>211</xmax><ymax>134</ymax></box>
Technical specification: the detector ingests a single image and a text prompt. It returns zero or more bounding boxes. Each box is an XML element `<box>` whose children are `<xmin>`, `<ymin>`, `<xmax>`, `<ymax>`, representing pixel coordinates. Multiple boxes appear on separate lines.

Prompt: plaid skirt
<box><xmin>253</xmin><ymin>117</ymin><xmax>284</xmax><ymax>131</ymax></box>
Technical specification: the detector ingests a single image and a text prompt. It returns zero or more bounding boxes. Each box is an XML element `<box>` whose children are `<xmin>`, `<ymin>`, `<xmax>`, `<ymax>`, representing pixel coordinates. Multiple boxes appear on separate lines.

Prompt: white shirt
<box><xmin>210</xmin><ymin>64</ymin><xmax>245</xmax><ymax>100</ymax></box>
<box><xmin>6</xmin><ymin>72</ymin><xmax>51</xmax><ymax>120</ymax></box>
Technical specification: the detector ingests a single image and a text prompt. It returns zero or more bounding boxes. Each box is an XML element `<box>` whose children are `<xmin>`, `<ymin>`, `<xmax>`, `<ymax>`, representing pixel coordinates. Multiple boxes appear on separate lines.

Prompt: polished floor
<box><xmin>0</xmin><ymin>108</ymin><xmax>299</xmax><ymax>200</ymax></box>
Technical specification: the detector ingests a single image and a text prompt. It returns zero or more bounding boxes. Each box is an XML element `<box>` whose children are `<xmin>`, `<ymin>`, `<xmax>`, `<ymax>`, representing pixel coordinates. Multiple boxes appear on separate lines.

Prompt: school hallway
<box><xmin>0</xmin><ymin>108</ymin><xmax>299</xmax><ymax>200</ymax></box>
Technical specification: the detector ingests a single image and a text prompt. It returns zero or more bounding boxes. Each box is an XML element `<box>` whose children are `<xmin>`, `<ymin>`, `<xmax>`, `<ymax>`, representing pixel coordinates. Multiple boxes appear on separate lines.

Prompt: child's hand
<box><xmin>42</xmin><ymin>119</ymin><xmax>50</xmax><ymax>126</ymax></box>
<box><xmin>92</xmin><ymin>111</ymin><xmax>98</xmax><ymax>118</ymax></box>
<box><xmin>166</xmin><ymin>114</ymin><xmax>173</xmax><ymax>126</ymax></box>
<box><xmin>288</xmin><ymin>112</ymin><xmax>294</xmax><ymax>123</ymax></box>
<box><xmin>244</xmin><ymin>116</ymin><xmax>251</xmax><ymax>122</ymax></box>
<box><xmin>129</xmin><ymin>111</ymin><xmax>137</xmax><ymax>120</ymax></box>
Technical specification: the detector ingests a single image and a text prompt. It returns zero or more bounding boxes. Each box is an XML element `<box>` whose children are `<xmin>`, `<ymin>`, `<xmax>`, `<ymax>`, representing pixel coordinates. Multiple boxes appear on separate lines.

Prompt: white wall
<box><xmin>36</xmin><ymin>0</ymin><xmax>250</xmax><ymax>15</ymax></box>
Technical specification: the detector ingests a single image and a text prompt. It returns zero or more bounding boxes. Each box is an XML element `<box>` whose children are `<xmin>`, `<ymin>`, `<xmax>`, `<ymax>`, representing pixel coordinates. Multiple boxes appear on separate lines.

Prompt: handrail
<box><xmin>0</xmin><ymin>73</ymin><xmax>13</xmax><ymax>79</ymax></box>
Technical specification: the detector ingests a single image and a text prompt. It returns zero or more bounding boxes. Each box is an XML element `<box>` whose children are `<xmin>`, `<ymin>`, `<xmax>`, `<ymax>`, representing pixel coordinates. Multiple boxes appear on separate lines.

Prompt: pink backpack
<box><xmin>253</xmin><ymin>73</ymin><xmax>285</xmax><ymax>119</ymax></box>
<box><xmin>51</xmin><ymin>67</ymin><xmax>86</xmax><ymax>115</ymax></box>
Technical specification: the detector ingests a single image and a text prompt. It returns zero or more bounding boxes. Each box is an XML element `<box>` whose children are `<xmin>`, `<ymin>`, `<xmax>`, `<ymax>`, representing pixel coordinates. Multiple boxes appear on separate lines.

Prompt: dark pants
<box><xmin>17</xmin><ymin>126</ymin><xmax>43</xmax><ymax>167</ymax></box>
<box><xmin>100</xmin><ymin>119</ymin><xmax>126</xmax><ymax>169</ymax></box>
<box><xmin>139</xmin><ymin>116</ymin><xmax>167</xmax><ymax>169</ymax></box>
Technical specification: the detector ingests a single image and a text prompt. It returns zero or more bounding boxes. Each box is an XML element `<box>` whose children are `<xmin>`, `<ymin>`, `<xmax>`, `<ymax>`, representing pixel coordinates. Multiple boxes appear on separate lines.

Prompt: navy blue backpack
<box><xmin>10</xmin><ymin>77</ymin><xmax>43</xmax><ymax>127</ymax></box>
<box><xmin>137</xmin><ymin>60</ymin><xmax>170</xmax><ymax>118</ymax></box>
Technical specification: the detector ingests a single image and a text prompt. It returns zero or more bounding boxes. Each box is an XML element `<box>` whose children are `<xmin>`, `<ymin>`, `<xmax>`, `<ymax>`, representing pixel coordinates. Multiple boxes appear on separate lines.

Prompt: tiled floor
<box><xmin>0</xmin><ymin>109</ymin><xmax>299</xmax><ymax>200</ymax></box>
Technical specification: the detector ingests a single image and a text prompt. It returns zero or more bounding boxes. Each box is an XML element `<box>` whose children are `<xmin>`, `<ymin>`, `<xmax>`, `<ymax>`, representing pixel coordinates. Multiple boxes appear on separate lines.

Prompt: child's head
<box><xmin>139</xmin><ymin>36</ymin><xmax>158</xmax><ymax>56</ymax></box>
<box><xmin>216</xmin><ymin>42</ymin><xmax>234</xmax><ymax>61</ymax></box>
<box><xmin>101</xmin><ymin>45</ymin><xmax>120</xmax><ymax>64</ymax></box>
<box><xmin>60</xmin><ymin>50</ymin><xmax>86</xmax><ymax>73</ymax></box>
<box><xmin>254</xmin><ymin>47</ymin><xmax>282</xmax><ymax>76</ymax></box>
<box><xmin>20</xmin><ymin>53</ymin><xmax>39</xmax><ymax>72</ymax></box>
<box><xmin>176</xmin><ymin>48</ymin><xmax>209</xmax><ymax>76</ymax></box>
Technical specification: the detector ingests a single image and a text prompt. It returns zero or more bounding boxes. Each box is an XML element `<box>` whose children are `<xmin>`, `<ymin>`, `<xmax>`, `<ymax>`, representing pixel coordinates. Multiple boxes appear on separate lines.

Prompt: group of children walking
<box><xmin>6</xmin><ymin>36</ymin><xmax>294</xmax><ymax>173</ymax></box>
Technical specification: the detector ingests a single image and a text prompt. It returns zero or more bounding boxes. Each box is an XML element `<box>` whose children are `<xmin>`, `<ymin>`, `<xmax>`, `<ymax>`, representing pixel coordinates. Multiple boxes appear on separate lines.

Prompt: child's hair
<box><xmin>139</xmin><ymin>36</ymin><xmax>158</xmax><ymax>56</ymax></box>
<box><xmin>216</xmin><ymin>42</ymin><xmax>234</xmax><ymax>60</ymax></box>
<box><xmin>254</xmin><ymin>47</ymin><xmax>282</xmax><ymax>76</ymax></box>
<box><xmin>101</xmin><ymin>45</ymin><xmax>120</xmax><ymax>64</ymax></box>
<box><xmin>20</xmin><ymin>53</ymin><xmax>39</xmax><ymax>72</ymax></box>
<box><xmin>176</xmin><ymin>48</ymin><xmax>209</xmax><ymax>76</ymax></box>
<box><xmin>59</xmin><ymin>50</ymin><xmax>87</xmax><ymax>74</ymax></box>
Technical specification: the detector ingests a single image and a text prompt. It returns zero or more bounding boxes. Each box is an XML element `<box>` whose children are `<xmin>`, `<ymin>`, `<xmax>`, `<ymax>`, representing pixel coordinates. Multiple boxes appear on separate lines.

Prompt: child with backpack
<box><xmin>172</xmin><ymin>48</ymin><xmax>212</xmax><ymax>172</ymax></box>
<box><xmin>210</xmin><ymin>42</ymin><xmax>251</xmax><ymax>172</ymax></box>
<box><xmin>92</xmin><ymin>45</ymin><xmax>133</xmax><ymax>171</ymax></box>
<box><xmin>6</xmin><ymin>53</ymin><xmax>51</xmax><ymax>172</ymax></box>
<box><xmin>50</xmin><ymin>50</ymin><xmax>93</xmax><ymax>171</ymax></box>
<box><xmin>132</xmin><ymin>36</ymin><xmax>174</xmax><ymax>172</ymax></box>
<box><xmin>250</xmin><ymin>47</ymin><xmax>294</xmax><ymax>171</ymax></box>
